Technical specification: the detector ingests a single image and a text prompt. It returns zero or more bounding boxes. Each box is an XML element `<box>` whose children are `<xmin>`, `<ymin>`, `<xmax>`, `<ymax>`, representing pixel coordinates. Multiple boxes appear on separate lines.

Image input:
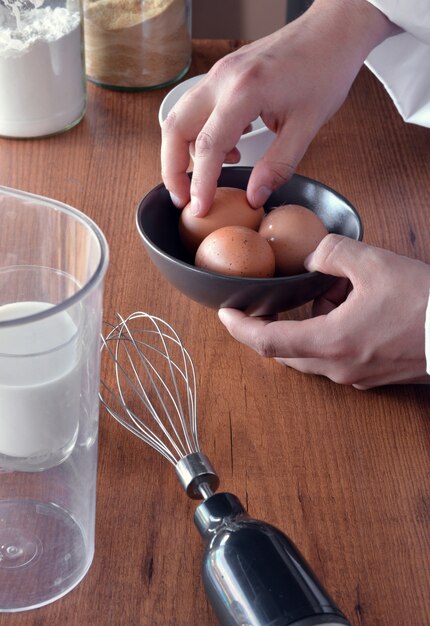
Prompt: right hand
<box><xmin>218</xmin><ymin>235</ymin><xmax>430</xmax><ymax>389</ymax></box>
<box><xmin>161</xmin><ymin>0</ymin><xmax>397</xmax><ymax>216</ymax></box>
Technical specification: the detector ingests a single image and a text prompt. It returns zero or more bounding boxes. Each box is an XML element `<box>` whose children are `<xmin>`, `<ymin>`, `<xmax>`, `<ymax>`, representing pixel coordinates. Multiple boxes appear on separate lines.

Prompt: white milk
<box><xmin>0</xmin><ymin>6</ymin><xmax>85</xmax><ymax>138</ymax></box>
<box><xmin>0</xmin><ymin>301</ymin><xmax>82</xmax><ymax>465</ymax></box>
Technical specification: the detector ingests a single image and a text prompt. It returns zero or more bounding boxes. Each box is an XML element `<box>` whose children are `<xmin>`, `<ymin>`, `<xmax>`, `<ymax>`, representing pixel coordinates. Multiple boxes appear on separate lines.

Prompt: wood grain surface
<box><xmin>0</xmin><ymin>40</ymin><xmax>429</xmax><ymax>626</ymax></box>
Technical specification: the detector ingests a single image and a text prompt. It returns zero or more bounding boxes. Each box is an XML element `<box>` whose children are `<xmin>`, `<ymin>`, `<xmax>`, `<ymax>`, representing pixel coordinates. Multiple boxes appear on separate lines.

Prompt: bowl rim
<box><xmin>136</xmin><ymin>169</ymin><xmax>364</xmax><ymax>284</ymax></box>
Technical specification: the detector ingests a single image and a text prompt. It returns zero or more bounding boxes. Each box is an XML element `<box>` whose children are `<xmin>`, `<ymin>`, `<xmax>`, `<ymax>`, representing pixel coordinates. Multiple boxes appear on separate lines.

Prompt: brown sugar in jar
<box><xmin>83</xmin><ymin>0</ymin><xmax>191</xmax><ymax>90</ymax></box>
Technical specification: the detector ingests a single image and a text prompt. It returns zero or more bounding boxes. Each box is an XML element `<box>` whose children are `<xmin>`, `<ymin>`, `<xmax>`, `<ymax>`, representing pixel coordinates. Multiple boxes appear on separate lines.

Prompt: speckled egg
<box><xmin>179</xmin><ymin>187</ymin><xmax>264</xmax><ymax>254</ymax></box>
<box><xmin>195</xmin><ymin>225</ymin><xmax>275</xmax><ymax>278</ymax></box>
<box><xmin>259</xmin><ymin>204</ymin><xmax>328</xmax><ymax>275</ymax></box>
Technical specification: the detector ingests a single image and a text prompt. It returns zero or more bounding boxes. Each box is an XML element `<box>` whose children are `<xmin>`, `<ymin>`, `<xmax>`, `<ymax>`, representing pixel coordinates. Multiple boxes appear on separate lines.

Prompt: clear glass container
<box><xmin>0</xmin><ymin>0</ymin><xmax>86</xmax><ymax>138</ymax></box>
<box><xmin>0</xmin><ymin>186</ymin><xmax>109</xmax><ymax>611</ymax></box>
<box><xmin>83</xmin><ymin>0</ymin><xmax>192</xmax><ymax>90</ymax></box>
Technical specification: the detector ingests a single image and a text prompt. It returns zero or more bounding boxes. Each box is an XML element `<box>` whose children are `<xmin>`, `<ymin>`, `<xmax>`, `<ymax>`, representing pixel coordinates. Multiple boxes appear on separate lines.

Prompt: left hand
<box><xmin>160</xmin><ymin>0</ymin><xmax>396</xmax><ymax>216</ymax></box>
<box><xmin>218</xmin><ymin>235</ymin><xmax>430</xmax><ymax>389</ymax></box>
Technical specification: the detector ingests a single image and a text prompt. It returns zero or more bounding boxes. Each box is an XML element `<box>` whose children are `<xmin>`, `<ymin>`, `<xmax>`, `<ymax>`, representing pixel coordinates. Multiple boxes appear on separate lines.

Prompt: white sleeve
<box><xmin>364</xmin><ymin>0</ymin><xmax>430</xmax><ymax>128</ymax></box>
<box><xmin>426</xmin><ymin>293</ymin><xmax>430</xmax><ymax>375</ymax></box>
<box><xmin>364</xmin><ymin>1</ymin><xmax>430</xmax><ymax>373</ymax></box>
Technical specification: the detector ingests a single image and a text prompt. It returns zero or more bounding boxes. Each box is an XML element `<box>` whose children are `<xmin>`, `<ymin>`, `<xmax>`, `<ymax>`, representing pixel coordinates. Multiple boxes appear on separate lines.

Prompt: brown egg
<box><xmin>195</xmin><ymin>225</ymin><xmax>275</xmax><ymax>278</ymax></box>
<box><xmin>259</xmin><ymin>204</ymin><xmax>328</xmax><ymax>276</ymax></box>
<box><xmin>179</xmin><ymin>187</ymin><xmax>264</xmax><ymax>254</ymax></box>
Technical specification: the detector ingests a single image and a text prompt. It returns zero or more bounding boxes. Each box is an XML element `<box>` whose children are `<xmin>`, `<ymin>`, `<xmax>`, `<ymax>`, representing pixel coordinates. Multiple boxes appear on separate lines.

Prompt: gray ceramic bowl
<box><xmin>136</xmin><ymin>167</ymin><xmax>363</xmax><ymax>316</ymax></box>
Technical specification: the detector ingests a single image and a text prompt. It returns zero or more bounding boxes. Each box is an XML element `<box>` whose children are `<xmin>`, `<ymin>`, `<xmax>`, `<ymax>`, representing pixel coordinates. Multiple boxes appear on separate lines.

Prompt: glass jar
<box><xmin>0</xmin><ymin>0</ymin><xmax>86</xmax><ymax>139</ymax></box>
<box><xmin>83</xmin><ymin>0</ymin><xmax>192</xmax><ymax>90</ymax></box>
<box><xmin>0</xmin><ymin>186</ymin><xmax>109</xmax><ymax>611</ymax></box>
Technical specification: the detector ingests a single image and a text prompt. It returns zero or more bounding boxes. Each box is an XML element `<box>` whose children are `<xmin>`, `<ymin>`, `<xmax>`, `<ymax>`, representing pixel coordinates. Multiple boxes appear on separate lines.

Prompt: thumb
<box><xmin>305</xmin><ymin>234</ymin><xmax>368</xmax><ymax>279</ymax></box>
<box><xmin>246</xmin><ymin>116</ymin><xmax>317</xmax><ymax>207</ymax></box>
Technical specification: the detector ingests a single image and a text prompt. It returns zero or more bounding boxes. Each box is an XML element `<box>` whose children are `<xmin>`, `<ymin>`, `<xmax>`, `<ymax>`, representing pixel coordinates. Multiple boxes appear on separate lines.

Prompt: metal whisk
<box><xmin>100</xmin><ymin>312</ymin><xmax>350</xmax><ymax>626</ymax></box>
<box><xmin>100</xmin><ymin>311</ymin><xmax>219</xmax><ymax>500</ymax></box>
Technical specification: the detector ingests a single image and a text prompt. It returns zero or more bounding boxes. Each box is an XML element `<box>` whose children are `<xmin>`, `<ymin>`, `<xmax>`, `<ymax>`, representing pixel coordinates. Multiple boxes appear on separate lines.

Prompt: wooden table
<box><xmin>1</xmin><ymin>40</ymin><xmax>429</xmax><ymax>626</ymax></box>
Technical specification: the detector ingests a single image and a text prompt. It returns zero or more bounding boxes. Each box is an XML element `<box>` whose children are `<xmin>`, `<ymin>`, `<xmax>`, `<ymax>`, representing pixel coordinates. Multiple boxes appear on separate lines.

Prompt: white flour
<box><xmin>0</xmin><ymin>5</ymin><xmax>86</xmax><ymax>138</ymax></box>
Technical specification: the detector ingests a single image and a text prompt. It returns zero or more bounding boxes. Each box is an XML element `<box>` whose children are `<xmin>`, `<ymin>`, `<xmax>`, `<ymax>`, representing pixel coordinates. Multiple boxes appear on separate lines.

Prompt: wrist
<box><xmin>305</xmin><ymin>0</ymin><xmax>400</xmax><ymax>62</ymax></box>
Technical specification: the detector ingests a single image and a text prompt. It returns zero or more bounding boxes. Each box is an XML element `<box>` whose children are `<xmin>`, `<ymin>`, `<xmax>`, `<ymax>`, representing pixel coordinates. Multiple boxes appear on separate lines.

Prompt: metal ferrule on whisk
<box><xmin>176</xmin><ymin>452</ymin><xmax>219</xmax><ymax>500</ymax></box>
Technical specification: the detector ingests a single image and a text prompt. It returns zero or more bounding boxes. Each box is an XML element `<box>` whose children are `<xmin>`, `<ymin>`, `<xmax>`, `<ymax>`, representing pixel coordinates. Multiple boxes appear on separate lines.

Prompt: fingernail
<box><xmin>190</xmin><ymin>196</ymin><xmax>201</xmax><ymax>215</ymax></box>
<box><xmin>304</xmin><ymin>251</ymin><xmax>315</xmax><ymax>270</ymax></box>
<box><xmin>218</xmin><ymin>309</ymin><xmax>229</xmax><ymax>325</ymax></box>
<box><xmin>252</xmin><ymin>186</ymin><xmax>272</xmax><ymax>208</ymax></box>
<box><xmin>169</xmin><ymin>191</ymin><xmax>182</xmax><ymax>208</ymax></box>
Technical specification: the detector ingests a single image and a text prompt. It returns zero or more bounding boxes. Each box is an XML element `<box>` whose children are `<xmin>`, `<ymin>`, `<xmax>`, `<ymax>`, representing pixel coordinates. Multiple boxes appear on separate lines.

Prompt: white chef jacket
<box><xmin>364</xmin><ymin>0</ymin><xmax>430</xmax><ymax>375</ymax></box>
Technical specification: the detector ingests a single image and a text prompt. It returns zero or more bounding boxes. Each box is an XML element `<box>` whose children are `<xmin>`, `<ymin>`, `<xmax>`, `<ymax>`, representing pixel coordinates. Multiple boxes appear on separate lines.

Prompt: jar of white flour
<box><xmin>0</xmin><ymin>0</ymin><xmax>86</xmax><ymax>138</ymax></box>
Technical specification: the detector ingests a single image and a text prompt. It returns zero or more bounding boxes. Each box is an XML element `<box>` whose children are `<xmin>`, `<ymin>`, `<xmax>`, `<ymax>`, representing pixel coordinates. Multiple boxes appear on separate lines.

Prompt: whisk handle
<box><xmin>195</xmin><ymin>493</ymin><xmax>350</xmax><ymax>626</ymax></box>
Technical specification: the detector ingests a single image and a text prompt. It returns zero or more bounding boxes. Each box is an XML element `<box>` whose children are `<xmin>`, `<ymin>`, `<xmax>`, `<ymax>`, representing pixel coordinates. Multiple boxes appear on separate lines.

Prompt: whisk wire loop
<box><xmin>115</xmin><ymin>321</ymin><xmax>189</xmax><ymax>460</ymax></box>
<box><xmin>99</xmin><ymin>382</ymin><xmax>176</xmax><ymax>462</ymax></box>
<box><xmin>100</xmin><ymin>312</ymin><xmax>200</xmax><ymax>466</ymax></box>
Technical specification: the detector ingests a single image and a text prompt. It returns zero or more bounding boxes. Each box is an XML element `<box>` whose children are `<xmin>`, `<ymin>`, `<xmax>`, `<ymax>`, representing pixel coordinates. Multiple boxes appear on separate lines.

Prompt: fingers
<box><xmin>161</xmin><ymin>110</ymin><xmax>195</xmax><ymax>208</ymax></box>
<box><xmin>190</xmin><ymin>106</ymin><xmax>317</xmax><ymax>212</ymax></box>
<box><xmin>311</xmin><ymin>276</ymin><xmax>351</xmax><ymax>316</ymax></box>
<box><xmin>218</xmin><ymin>309</ymin><xmax>366</xmax><ymax>387</ymax></box>
<box><xmin>161</xmin><ymin>78</ymin><xmax>220</xmax><ymax>209</ymax></box>
<box><xmin>161</xmin><ymin>52</ymin><xmax>321</xmax><ymax>213</ymax></box>
<box><xmin>162</xmin><ymin>108</ymin><xmax>256</xmax><ymax>216</ymax></box>
<box><xmin>218</xmin><ymin>308</ymin><xmax>356</xmax><ymax>385</ymax></box>
<box><xmin>217</xmin><ymin>238</ymin><xmax>372</xmax><ymax>361</ymax></box>
<box><xmin>218</xmin><ymin>239</ymin><xmax>430</xmax><ymax>389</ymax></box>
<box><xmin>305</xmin><ymin>234</ymin><xmax>370</xmax><ymax>279</ymax></box>
<box><xmin>218</xmin><ymin>308</ymin><xmax>328</xmax><ymax>359</ymax></box>
<box><xmin>223</xmin><ymin>148</ymin><xmax>242</xmax><ymax>164</ymax></box>
<box><xmin>246</xmin><ymin>115</ymin><xmax>316</xmax><ymax>207</ymax></box>
<box><xmin>189</xmin><ymin>143</ymin><xmax>242</xmax><ymax>165</ymax></box>
<box><xmin>189</xmin><ymin>105</ymin><xmax>259</xmax><ymax>215</ymax></box>
<box><xmin>161</xmin><ymin>72</ymin><xmax>260</xmax><ymax>216</ymax></box>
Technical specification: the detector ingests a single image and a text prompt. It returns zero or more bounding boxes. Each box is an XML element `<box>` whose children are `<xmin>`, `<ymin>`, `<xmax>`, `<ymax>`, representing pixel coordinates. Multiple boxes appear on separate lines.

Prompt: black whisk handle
<box><xmin>194</xmin><ymin>493</ymin><xmax>351</xmax><ymax>626</ymax></box>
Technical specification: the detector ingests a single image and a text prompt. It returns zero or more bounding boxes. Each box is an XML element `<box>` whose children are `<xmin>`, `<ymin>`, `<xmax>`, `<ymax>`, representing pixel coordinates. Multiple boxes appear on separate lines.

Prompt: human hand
<box><xmin>161</xmin><ymin>0</ymin><xmax>396</xmax><ymax>216</ymax></box>
<box><xmin>218</xmin><ymin>235</ymin><xmax>430</xmax><ymax>389</ymax></box>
